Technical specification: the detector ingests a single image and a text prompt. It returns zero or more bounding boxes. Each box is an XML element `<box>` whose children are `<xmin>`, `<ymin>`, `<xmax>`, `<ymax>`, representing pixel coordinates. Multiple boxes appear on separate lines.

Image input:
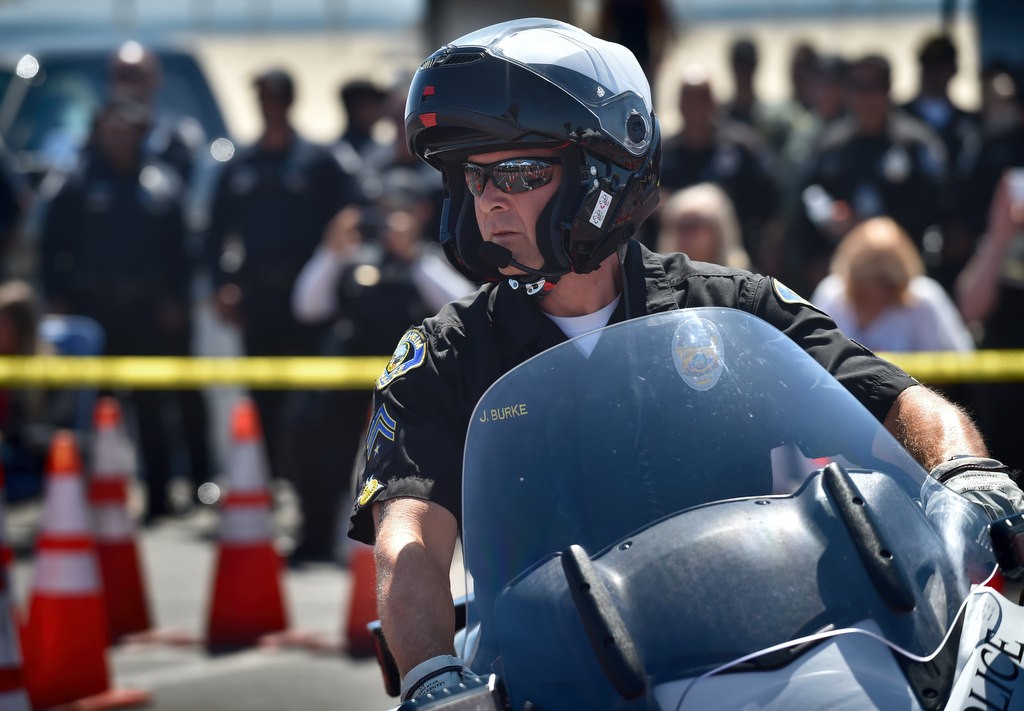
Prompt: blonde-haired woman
<box><xmin>656</xmin><ymin>183</ymin><xmax>751</xmax><ymax>269</ymax></box>
<box><xmin>811</xmin><ymin>216</ymin><xmax>973</xmax><ymax>352</ymax></box>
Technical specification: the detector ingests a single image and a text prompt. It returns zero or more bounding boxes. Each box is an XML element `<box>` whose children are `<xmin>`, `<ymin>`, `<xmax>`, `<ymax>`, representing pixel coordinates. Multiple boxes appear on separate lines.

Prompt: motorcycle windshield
<box><xmin>461</xmin><ymin>309</ymin><xmax>995</xmax><ymax>707</ymax></box>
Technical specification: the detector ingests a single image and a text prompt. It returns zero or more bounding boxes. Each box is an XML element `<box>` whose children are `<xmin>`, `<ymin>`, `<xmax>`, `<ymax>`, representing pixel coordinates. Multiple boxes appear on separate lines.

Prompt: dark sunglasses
<box><xmin>463</xmin><ymin>157</ymin><xmax>561</xmax><ymax>197</ymax></box>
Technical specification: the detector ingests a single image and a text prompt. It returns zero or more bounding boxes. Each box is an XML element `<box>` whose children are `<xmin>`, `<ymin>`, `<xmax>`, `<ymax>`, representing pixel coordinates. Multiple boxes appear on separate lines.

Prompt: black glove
<box><xmin>930</xmin><ymin>456</ymin><xmax>1024</xmax><ymax>522</ymax></box>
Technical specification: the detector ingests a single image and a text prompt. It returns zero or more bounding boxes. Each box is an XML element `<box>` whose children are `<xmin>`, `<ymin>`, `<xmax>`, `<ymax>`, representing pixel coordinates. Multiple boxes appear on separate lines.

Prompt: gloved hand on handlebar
<box><xmin>400</xmin><ymin>654</ymin><xmax>478</xmax><ymax>701</ymax></box>
<box><xmin>930</xmin><ymin>456</ymin><xmax>1024</xmax><ymax>522</ymax></box>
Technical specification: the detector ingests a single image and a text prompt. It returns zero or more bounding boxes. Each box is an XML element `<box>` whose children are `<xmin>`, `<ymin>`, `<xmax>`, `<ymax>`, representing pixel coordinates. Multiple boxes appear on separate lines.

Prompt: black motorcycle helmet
<box><xmin>405</xmin><ymin>18</ymin><xmax>662</xmax><ymax>283</ymax></box>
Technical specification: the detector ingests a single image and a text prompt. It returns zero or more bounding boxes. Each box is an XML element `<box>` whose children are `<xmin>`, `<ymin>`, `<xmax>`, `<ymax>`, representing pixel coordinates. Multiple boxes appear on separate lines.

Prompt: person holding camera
<box><xmin>285</xmin><ymin>171</ymin><xmax>473</xmax><ymax>563</ymax></box>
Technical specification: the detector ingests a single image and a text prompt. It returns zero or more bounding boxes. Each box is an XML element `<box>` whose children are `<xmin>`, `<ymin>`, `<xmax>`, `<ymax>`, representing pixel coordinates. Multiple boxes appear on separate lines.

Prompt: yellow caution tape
<box><xmin>0</xmin><ymin>350</ymin><xmax>1021</xmax><ymax>388</ymax></box>
<box><xmin>880</xmin><ymin>350</ymin><xmax>1024</xmax><ymax>384</ymax></box>
<box><xmin>0</xmin><ymin>356</ymin><xmax>389</xmax><ymax>389</ymax></box>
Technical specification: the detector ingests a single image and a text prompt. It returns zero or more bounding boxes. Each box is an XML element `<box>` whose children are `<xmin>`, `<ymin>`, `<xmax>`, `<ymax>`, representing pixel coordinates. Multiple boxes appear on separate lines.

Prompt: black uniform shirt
<box><xmin>348</xmin><ymin>241</ymin><xmax>918</xmax><ymax>543</ymax></box>
<box><xmin>796</xmin><ymin>111</ymin><xmax>948</xmax><ymax>259</ymax></box>
<box><xmin>205</xmin><ymin>134</ymin><xmax>362</xmax><ymax>327</ymax></box>
<box><xmin>660</xmin><ymin>120</ymin><xmax>780</xmax><ymax>252</ymax></box>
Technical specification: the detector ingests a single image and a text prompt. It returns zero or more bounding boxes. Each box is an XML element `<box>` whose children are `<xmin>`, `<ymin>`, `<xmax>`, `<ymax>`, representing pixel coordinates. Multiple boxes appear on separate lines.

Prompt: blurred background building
<box><xmin>0</xmin><ymin>0</ymin><xmax>1002</xmax><ymax>146</ymax></box>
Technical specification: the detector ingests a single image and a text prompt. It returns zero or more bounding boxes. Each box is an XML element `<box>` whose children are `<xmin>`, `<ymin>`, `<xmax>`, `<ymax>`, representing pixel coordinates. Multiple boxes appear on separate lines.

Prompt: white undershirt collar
<box><xmin>545</xmin><ymin>295</ymin><xmax>621</xmax><ymax>357</ymax></box>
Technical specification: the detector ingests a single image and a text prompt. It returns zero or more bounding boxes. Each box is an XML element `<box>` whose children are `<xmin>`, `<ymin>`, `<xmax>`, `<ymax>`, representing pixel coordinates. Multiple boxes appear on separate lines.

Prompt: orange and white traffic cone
<box><xmin>88</xmin><ymin>397</ymin><xmax>152</xmax><ymax>642</ymax></box>
<box><xmin>0</xmin><ymin>461</ymin><xmax>18</xmax><ymax>619</ymax></box>
<box><xmin>0</xmin><ymin>567</ymin><xmax>28</xmax><ymax>711</ymax></box>
<box><xmin>0</xmin><ymin>463</ymin><xmax>29</xmax><ymax>711</ymax></box>
<box><xmin>205</xmin><ymin>398</ymin><xmax>288</xmax><ymax>650</ymax></box>
<box><xmin>344</xmin><ymin>542</ymin><xmax>378</xmax><ymax>658</ymax></box>
<box><xmin>22</xmin><ymin>430</ymin><xmax>149</xmax><ymax>710</ymax></box>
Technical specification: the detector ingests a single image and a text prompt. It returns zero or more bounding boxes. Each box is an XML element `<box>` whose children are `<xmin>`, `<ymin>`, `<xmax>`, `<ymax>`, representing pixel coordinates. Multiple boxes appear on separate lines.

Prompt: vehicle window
<box><xmin>156</xmin><ymin>55</ymin><xmax>228</xmax><ymax>139</ymax></box>
<box><xmin>3</xmin><ymin>60</ymin><xmax>104</xmax><ymax>159</ymax></box>
<box><xmin>0</xmin><ymin>50</ymin><xmax>229</xmax><ymax>162</ymax></box>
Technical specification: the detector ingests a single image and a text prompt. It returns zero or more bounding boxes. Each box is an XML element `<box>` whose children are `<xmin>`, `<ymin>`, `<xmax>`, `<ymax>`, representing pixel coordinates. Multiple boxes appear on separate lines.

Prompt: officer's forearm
<box><xmin>883</xmin><ymin>384</ymin><xmax>988</xmax><ymax>471</ymax></box>
<box><xmin>373</xmin><ymin>498</ymin><xmax>458</xmax><ymax>678</ymax></box>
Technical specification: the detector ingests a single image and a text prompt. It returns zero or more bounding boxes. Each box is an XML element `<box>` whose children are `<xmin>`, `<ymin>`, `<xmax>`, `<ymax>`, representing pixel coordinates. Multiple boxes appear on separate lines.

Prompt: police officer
<box><xmin>901</xmin><ymin>35</ymin><xmax>979</xmax><ymax>172</ymax></box>
<box><xmin>792</xmin><ymin>54</ymin><xmax>949</xmax><ymax>294</ymax></box>
<box><xmin>660</xmin><ymin>65</ymin><xmax>780</xmax><ymax>272</ymax></box>
<box><xmin>108</xmin><ymin>40</ymin><xmax>213</xmax><ymax>504</ymax></box>
<box><xmin>107</xmin><ymin>40</ymin><xmax>206</xmax><ymax>185</ymax></box>
<box><xmin>39</xmin><ymin>96</ymin><xmax>191</xmax><ymax>521</ymax></box>
<box><xmin>286</xmin><ymin>175</ymin><xmax>472</xmax><ymax>562</ymax></box>
<box><xmin>204</xmin><ymin>68</ymin><xmax>363</xmax><ymax>479</ymax></box>
<box><xmin>346</xmin><ymin>19</ymin><xmax>1024</xmax><ymax>701</ymax></box>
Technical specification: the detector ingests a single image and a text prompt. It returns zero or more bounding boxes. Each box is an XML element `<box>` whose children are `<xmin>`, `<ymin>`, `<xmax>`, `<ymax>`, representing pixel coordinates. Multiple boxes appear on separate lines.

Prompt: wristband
<box><xmin>401</xmin><ymin>654</ymin><xmax>469</xmax><ymax>701</ymax></box>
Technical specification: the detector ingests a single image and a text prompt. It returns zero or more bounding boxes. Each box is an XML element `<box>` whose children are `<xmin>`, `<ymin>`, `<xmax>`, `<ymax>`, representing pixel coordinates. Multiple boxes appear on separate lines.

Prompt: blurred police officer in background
<box><xmin>108</xmin><ymin>39</ymin><xmax>214</xmax><ymax>505</ymax></box>
<box><xmin>334</xmin><ymin>78</ymin><xmax>390</xmax><ymax>172</ymax></box>
<box><xmin>660</xmin><ymin>64</ymin><xmax>781</xmax><ymax>275</ymax></box>
<box><xmin>39</xmin><ymin>96</ymin><xmax>192</xmax><ymax>522</ymax></box>
<box><xmin>204</xmin><ymin>67</ymin><xmax>363</xmax><ymax>483</ymax></box>
<box><xmin>107</xmin><ymin>40</ymin><xmax>207</xmax><ymax>186</ymax></box>
<box><xmin>792</xmin><ymin>54</ymin><xmax>949</xmax><ymax>294</ymax></box>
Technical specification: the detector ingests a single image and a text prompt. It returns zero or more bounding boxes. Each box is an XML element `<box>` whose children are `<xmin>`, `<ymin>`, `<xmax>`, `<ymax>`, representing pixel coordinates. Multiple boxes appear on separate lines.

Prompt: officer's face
<box><xmin>846</xmin><ymin>66</ymin><xmax>890</xmax><ymax>133</ymax></box>
<box><xmin>469</xmin><ymin>148</ymin><xmax>562</xmax><ymax>276</ymax></box>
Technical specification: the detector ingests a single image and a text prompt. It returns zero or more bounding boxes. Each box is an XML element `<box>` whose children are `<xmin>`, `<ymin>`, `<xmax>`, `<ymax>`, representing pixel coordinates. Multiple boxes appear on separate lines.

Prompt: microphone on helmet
<box><xmin>477</xmin><ymin>242</ymin><xmax>563</xmax><ymax>279</ymax></box>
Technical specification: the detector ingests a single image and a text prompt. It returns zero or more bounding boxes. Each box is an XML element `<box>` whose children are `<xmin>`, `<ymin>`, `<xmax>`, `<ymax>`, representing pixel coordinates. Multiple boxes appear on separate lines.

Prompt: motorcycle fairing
<box><xmin>460</xmin><ymin>309</ymin><xmax>997</xmax><ymax>709</ymax></box>
<box><xmin>490</xmin><ymin>464</ymin><xmax>962</xmax><ymax>710</ymax></box>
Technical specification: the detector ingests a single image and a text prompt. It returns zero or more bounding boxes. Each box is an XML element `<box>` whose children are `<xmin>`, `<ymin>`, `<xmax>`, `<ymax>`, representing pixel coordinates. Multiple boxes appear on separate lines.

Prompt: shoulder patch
<box><xmin>377</xmin><ymin>327</ymin><xmax>427</xmax><ymax>390</ymax></box>
<box><xmin>356</xmin><ymin>477</ymin><xmax>385</xmax><ymax>507</ymax></box>
<box><xmin>772</xmin><ymin>278</ymin><xmax>811</xmax><ymax>307</ymax></box>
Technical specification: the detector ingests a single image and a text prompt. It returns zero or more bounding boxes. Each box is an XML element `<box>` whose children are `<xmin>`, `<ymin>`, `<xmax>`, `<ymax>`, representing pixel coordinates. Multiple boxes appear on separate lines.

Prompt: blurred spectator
<box><xmin>0</xmin><ymin>142</ymin><xmax>27</xmax><ymax>271</ymax></box>
<box><xmin>791</xmin><ymin>54</ymin><xmax>948</xmax><ymax>295</ymax></box>
<box><xmin>286</xmin><ymin>176</ymin><xmax>473</xmax><ymax>562</ymax></box>
<box><xmin>38</xmin><ymin>96</ymin><xmax>194</xmax><ymax>522</ymax></box>
<box><xmin>811</xmin><ymin>217</ymin><xmax>973</xmax><ymax>352</ymax></box>
<box><xmin>362</xmin><ymin>77</ymin><xmax>445</xmax><ymax>241</ymax></box>
<box><xmin>0</xmin><ymin>280</ymin><xmax>48</xmax><ymax>501</ymax></box>
<box><xmin>108</xmin><ymin>39</ymin><xmax>213</xmax><ymax>504</ymax></box>
<box><xmin>781</xmin><ymin>55</ymin><xmax>848</xmax><ymax>186</ymax></box>
<box><xmin>656</xmin><ymin>183</ymin><xmax>751</xmax><ymax>269</ymax></box>
<box><xmin>901</xmin><ymin>35</ymin><xmax>979</xmax><ymax>169</ymax></box>
<box><xmin>957</xmin><ymin>69</ymin><xmax>1024</xmax><ymax>238</ymax></box>
<box><xmin>978</xmin><ymin>65</ymin><xmax>1020</xmax><ymax>135</ymax></box>
<box><xmin>723</xmin><ymin>37</ymin><xmax>791</xmax><ymax>152</ymax></box>
<box><xmin>897</xmin><ymin>35</ymin><xmax>982</xmax><ymax>295</ymax></box>
<box><xmin>767</xmin><ymin>41</ymin><xmax>820</xmax><ymax>155</ymax></box>
<box><xmin>778</xmin><ymin>55</ymin><xmax>849</xmax><ymax>275</ymax></box>
<box><xmin>335</xmin><ymin>79</ymin><xmax>389</xmax><ymax>168</ymax></box>
<box><xmin>204</xmin><ymin>68</ymin><xmax>363</xmax><ymax>482</ymax></box>
<box><xmin>788</xmin><ymin>41</ymin><xmax>820</xmax><ymax>113</ymax></box>
<box><xmin>660</xmin><ymin>65</ymin><xmax>780</xmax><ymax>274</ymax></box>
<box><xmin>597</xmin><ymin>0</ymin><xmax>674</xmax><ymax>95</ymax></box>
<box><xmin>107</xmin><ymin>40</ymin><xmax>206</xmax><ymax>184</ymax></box>
<box><xmin>956</xmin><ymin>171</ymin><xmax>1024</xmax><ymax>469</ymax></box>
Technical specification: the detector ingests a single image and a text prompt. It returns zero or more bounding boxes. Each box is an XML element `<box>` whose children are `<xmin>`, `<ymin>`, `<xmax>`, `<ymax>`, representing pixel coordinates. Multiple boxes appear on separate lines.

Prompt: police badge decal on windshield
<box><xmin>672</xmin><ymin>317</ymin><xmax>725</xmax><ymax>391</ymax></box>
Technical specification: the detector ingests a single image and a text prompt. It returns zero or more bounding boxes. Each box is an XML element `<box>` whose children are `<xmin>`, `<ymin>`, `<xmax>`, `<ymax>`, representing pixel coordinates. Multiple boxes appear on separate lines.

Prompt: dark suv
<box><xmin>0</xmin><ymin>44</ymin><xmax>231</xmax><ymax>187</ymax></box>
